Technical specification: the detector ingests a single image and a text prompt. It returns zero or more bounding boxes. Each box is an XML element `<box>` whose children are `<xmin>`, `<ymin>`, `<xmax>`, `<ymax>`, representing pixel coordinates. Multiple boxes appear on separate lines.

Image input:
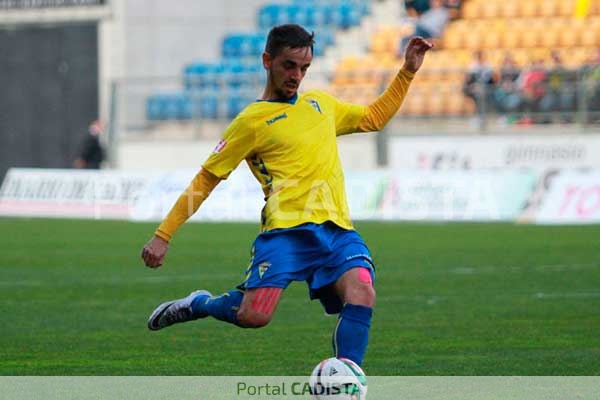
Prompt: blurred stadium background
<box><xmin>1</xmin><ymin>0</ymin><xmax>600</xmax><ymax>376</ymax></box>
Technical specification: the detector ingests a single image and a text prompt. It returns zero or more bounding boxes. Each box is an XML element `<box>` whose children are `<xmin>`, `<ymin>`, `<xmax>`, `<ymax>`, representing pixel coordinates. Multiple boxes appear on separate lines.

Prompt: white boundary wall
<box><xmin>4</xmin><ymin>135</ymin><xmax>600</xmax><ymax>225</ymax></box>
<box><xmin>389</xmin><ymin>134</ymin><xmax>600</xmax><ymax>170</ymax></box>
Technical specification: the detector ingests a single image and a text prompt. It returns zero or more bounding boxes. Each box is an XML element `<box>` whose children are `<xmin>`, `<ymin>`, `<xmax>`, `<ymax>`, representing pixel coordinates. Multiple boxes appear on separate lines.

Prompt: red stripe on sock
<box><xmin>251</xmin><ymin>289</ymin><xmax>267</xmax><ymax>313</ymax></box>
<box><xmin>262</xmin><ymin>288</ymin><xmax>280</xmax><ymax>314</ymax></box>
<box><xmin>251</xmin><ymin>288</ymin><xmax>280</xmax><ymax>315</ymax></box>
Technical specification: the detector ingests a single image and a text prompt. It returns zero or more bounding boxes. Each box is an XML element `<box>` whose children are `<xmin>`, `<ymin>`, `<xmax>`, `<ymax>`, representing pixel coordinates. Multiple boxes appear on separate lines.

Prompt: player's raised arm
<box><xmin>358</xmin><ymin>36</ymin><xmax>433</xmax><ymax>132</ymax></box>
<box><xmin>141</xmin><ymin>168</ymin><xmax>221</xmax><ymax>268</ymax></box>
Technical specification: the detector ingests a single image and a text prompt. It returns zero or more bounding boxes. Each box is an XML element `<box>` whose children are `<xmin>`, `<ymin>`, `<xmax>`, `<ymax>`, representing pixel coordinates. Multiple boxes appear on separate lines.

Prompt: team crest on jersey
<box><xmin>307</xmin><ymin>99</ymin><xmax>322</xmax><ymax>114</ymax></box>
<box><xmin>258</xmin><ymin>262</ymin><xmax>271</xmax><ymax>278</ymax></box>
<box><xmin>213</xmin><ymin>139</ymin><xmax>227</xmax><ymax>153</ymax></box>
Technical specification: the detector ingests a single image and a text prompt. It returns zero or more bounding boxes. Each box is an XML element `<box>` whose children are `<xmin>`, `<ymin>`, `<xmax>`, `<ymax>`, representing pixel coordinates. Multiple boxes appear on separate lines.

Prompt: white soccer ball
<box><xmin>309</xmin><ymin>357</ymin><xmax>368</xmax><ymax>400</ymax></box>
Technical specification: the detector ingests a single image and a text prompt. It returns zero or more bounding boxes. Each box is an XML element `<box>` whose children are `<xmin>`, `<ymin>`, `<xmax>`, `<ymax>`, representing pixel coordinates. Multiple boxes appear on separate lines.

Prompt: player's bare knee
<box><xmin>340</xmin><ymin>268</ymin><xmax>376</xmax><ymax>307</ymax></box>
<box><xmin>352</xmin><ymin>282</ymin><xmax>376</xmax><ymax>307</ymax></box>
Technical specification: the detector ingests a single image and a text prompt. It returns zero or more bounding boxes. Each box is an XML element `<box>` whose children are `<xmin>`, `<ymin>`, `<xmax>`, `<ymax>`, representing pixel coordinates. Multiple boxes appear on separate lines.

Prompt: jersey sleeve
<box><xmin>202</xmin><ymin>116</ymin><xmax>255</xmax><ymax>179</ymax></box>
<box><xmin>333</xmin><ymin>98</ymin><xmax>367</xmax><ymax>136</ymax></box>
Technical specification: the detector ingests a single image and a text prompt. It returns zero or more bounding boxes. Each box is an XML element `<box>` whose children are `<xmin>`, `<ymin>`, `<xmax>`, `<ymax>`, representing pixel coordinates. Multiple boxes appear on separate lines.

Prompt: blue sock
<box><xmin>332</xmin><ymin>304</ymin><xmax>372</xmax><ymax>366</ymax></box>
<box><xmin>191</xmin><ymin>290</ymin><xmax>243</xmax><ymax>326</ymax></box>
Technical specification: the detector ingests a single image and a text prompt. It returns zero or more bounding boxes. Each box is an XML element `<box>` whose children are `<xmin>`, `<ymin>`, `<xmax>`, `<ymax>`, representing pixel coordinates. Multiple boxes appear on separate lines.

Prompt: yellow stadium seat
<box><xmin>442</xmin><ymin>27</ymin><xmax>464</xmax><ymax>50</ymax></box>
<box><xmin>519</xmin><ymin>2</ymin><xmax>539</xmax><ymax>18</ymax></box>
<box><xmin>539</xmin><ymin>28</ymin><xmax>561</xmax><ymax>48</ymax></box>
<box><xmin>501</xmin><ymin>29</ymin><xmax>521</xmax><ymax>48</ymax></box>
<box><xmin>481</xmin><ymin>28</ymin><xmax>503</xmax><ymax>49</ymax></box>
<box><xmin>499</xmin><ymin>2</ymin><xmax>519</xmax><ymax>18</ymax></box>
<box><xmin>461</xmin><ymin>2</ymin><xmax>482</xmax><ymax>19</ymax></box>
<box><xmin>370</xmin><ymin>34</ymin><xmax>388</xmax><ymax>54</ymax></box>
<box><xmin>481</xmin><ymin>2</ymin><xmax>501</xmax><ymax>18</ymax></box>
<box><xmin>557</xmin><ymin>0</ymin><xmax>576</xmax><ymax>17</ymax></box>
<box><xmin>558</xmin><ymin>26</ymin><xmax>579</xmax><ymax>47</ymax></box>
<box><xmin>539</xmin><ymin>1</ymin><xmax>558</xmax><ymax>17</ymax></box>
<box><xmin>580</xmin><ymin>28</ymin><xmax>598</xmax><ymax>47</ymax></box>
<box><xmin>521</xmin><ymin>28</ymin><xmax>540</xmax><ymax>48</ymax></box>
<box><xmin>463</xmin><ymin>34</ymin><xmax>483</xmax><ymax>50</ymax></box>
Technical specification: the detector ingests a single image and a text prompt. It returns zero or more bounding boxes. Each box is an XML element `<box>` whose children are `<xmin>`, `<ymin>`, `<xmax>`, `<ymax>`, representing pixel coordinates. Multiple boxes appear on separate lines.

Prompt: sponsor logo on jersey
<box><xmin>266</xmin><ymin>113</ymin><xmax>288</xmax><ymax>125</ymax></box>
<box><xmin>213</xmin><ymin>139</ymin><xmax>227</xmax><ymax>153</ymax></box>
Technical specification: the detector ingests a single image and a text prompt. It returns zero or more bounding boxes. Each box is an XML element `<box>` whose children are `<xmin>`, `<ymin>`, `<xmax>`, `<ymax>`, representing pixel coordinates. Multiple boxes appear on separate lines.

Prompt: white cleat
<box><xmin>147</xmin><ymin>290</ymin><xmax>212</xmax><ymax>331</ymax></box>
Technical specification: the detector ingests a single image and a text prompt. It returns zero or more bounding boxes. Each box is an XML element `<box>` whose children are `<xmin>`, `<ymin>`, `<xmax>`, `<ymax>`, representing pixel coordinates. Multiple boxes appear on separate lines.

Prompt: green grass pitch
<box><xmin>1</xmin><ymin>217</ymin><xmax>599</xmax><ymax>375</ymax></box>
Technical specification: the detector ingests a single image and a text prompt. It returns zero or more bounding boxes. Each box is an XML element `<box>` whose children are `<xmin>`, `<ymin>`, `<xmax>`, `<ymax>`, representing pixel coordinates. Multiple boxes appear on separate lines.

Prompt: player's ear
<box><xmin>262</xmin><ymin>52</ymin><xmax>271</xmax><ymax>69</ymax></box>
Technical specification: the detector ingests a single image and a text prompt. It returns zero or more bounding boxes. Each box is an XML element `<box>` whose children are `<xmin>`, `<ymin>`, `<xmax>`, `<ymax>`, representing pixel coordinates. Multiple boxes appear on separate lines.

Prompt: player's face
<box><xmin>264</xmin><ymin>46</ymin><xmax>312</xmax><ymax>100</ymax></box>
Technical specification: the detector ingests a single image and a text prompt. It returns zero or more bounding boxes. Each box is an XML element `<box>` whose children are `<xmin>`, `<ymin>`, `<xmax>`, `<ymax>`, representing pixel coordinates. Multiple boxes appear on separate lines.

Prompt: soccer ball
<box><xmin>309</xmin><ymin>357</ymin><xmax>368</xmax><ymax>400</ymax></box>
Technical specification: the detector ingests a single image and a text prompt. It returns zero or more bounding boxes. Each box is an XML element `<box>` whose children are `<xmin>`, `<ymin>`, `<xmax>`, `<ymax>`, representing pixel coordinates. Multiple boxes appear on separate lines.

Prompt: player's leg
<box><xmin>190</xmin><ymin>286</ymin><xmax>283</xmax><ymax>327</ymax></box>
<box><xmin>148</xmin><ymin>286</ymin><xmax>283</xmax><ymax>330</ymax></box>
<box><xmin>331</xmin><ymin>266</ymin><xmax>375</xmax><ymax>366</ymax></box>
<box><xmin>148</xmin><ymin>227</ymin><xmax>300</xmax><ymax>331</ymax></box>
<box><xmin>310</xmin><ymin>224</ymin><xmax>375</xmax><ymax>366</ymax></box>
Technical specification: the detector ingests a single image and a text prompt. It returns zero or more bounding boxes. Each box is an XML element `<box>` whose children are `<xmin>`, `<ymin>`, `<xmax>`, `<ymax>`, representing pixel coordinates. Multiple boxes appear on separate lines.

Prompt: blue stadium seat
<box><xmin>221</xmin><ymin>60</ymin><xmax>247</xmax><ymax>89</ymax></box>
<box><xmin>306</xmin><ymin>4</ymin><xmax>333</xmax><ymax>27</ymax></box>
<box><xmin>222</xmin><ymin>34</ymin><xmax>245</xmax><ymax>58</ymax></box>
<box><xmin>183</xmin><ymin>62</ymin><xmax>225</xmax><ymax>90</ymax></box>
<box><xmin>250</xmin><ymin>33</ymin><xmax>266</xmax><ymax>56</ymax></box>
<box><xmin>188</xmin><ymin>89</ymin><xmax>220</xmax><ymax>119</ymax></box>
<box><xmin>226</xmin><ymin>90</ymin><xmax>257</xmax><ymax>119</ymax></box>
<box><xmin>258</xmin><ymin>4</ymin><xmax>287</xmax><ymax>30</ymax></box>
<box><xmin>146</xmin><ymin>95</ymin><xmax>165</xmax><ymax>121</ymax></box>
<box><xmin>178</xmin><ymin>94</ymin><xmax>192</xmax><ymax>120</ymax></box>
<box><xmin>286</xmin><ymin>4</ymin><xmax>309</xmax><ymax>26</ymax></box>
<box><xmin>332</xmin><ymin>3</ymin><xmax>361</xmax><ymax>29</ymax></box>
<box><xmin>146</xmin><ymin>94</ymin><xmax>192</xmax><ymax>121</ymax></box>
<box><xmin>164</xmin><ymin>94</ymin><xmax>190</xmax><ymax>120</ymax></box>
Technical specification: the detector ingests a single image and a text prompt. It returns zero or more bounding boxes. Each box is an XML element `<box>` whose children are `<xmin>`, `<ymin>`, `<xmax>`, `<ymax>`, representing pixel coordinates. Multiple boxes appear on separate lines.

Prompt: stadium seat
<box><xmin>258</xmin><ymin>4</ymin><xmax>286</xmax><ymax>29</ymax></box>
<box><xmin>226</xmin><ymin>90</ymin><xmax>257</xmax><ymax>119</ymax></box>
<box><xmin>189</xmin><ymin>89</ymin><xmax>220</xmax><ymax>119</ymax></box>
<box><xmin>332</xmin><ymin>3</ymin><xmax>361</xmax><ymax>29</ymax></box>
<box><xmin>146</xmin><ymin>95</ymin><xmax>165</xmax><ymax>121</ymax></box>
<box><xmin>286</xmin><ymin>4</ymin><xmax>309</xmax><ymax>26</ymax></box>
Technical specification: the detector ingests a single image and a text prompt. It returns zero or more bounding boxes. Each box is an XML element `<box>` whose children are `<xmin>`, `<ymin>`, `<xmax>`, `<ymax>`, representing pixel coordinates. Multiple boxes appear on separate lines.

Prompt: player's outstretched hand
<box><xmin>402</xmin><ymin>36</ymin><xmax>434</xmax><ymax>74</ymax></box>
<box><xmin>141</xmin><ymin>235</ymin><xmax>169</xmax><ymax>268</ymax></box>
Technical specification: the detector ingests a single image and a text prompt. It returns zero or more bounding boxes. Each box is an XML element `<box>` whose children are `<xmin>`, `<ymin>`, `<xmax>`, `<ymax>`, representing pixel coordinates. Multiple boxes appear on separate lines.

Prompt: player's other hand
<box><xmin>141</xmin><ymin>235</ymin><xmax>169</xmax><ymax>268</ymax></box>
<box><xmin>402</xmin><ymin>36</ymin><xmax>434</xmax><ymax>74</ymax></box>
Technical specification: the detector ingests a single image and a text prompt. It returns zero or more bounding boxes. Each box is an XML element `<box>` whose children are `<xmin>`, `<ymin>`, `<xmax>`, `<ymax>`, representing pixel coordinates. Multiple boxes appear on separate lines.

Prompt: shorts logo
<box><xmin>258</xmin><ymin>262</ymin><xmax>271</xmax><ymax>279</ymax></box>
<box><xmin>213</xmin><ymin>139</ymin><xmax>227</xmax><ymax>153</ymax></box>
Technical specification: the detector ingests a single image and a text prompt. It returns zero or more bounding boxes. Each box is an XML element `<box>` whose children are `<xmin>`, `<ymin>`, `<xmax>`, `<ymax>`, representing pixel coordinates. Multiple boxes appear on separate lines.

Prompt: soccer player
<box><xmin>141</xmin><ymin>24</ymin><xmax>432</xmax><ymax>367</ymax></box>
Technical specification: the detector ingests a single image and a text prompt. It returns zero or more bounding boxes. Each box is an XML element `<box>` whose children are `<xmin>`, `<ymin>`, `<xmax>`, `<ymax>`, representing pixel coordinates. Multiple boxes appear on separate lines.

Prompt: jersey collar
<box><xmin>258</xmin><ymin>92</ymin><xmax>298</xmax><ymax>105</ymax></box>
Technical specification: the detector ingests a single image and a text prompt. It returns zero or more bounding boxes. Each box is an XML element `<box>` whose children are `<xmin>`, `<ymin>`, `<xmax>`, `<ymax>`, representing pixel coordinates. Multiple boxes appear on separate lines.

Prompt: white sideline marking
<box><xmin>534</xmin><ymin>292</ymin><xmax>600</xmax><ymax>300</ymax></box>
<box><xmin>451</xmin><ymin>263</ymin><xmax>599</xmax><ymax>275</ymax></box>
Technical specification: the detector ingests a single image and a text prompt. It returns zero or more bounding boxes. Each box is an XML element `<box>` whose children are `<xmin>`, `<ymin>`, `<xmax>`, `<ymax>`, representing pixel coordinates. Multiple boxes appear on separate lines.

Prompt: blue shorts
<box><xmin>238</xmin><ymin>221</ymin><xmax>375</xmax><ymax>314</ymax></box>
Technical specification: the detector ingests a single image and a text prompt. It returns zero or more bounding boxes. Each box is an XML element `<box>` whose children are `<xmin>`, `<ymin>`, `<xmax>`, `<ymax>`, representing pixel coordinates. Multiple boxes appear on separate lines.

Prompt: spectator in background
<box><xmin>443</xmin><ymin>0</ymin><xmax>463</xmax><ymax>20</ymax></box>
<box><xmin>73</xmin><ymin>120</ymin><xmax>105</xmax><ymax>169</ymax></box>
<box><xmin>493</xmin><ymin>52</ymin><xmax>522</xmax><ymax>118</ymax></box>
<box><xmin>517</xmin><ymin>59</ymin><xmax>548</xmax><ymax>125</ymax></box>
<box><xmin>539</xmin><ymin>51</ymin><xmax>577</xmax><ymax>123</ymax></box>
<box><xmin>462</xmin><ymin>50</ymin><xmax>496</xmax><ymax>128</ymax></box>
<box><xmin>398</xmin><ymin>0</ymin><xmax>450</xmax><ymax>57</ymax></box>
<box><xmin>580</xmin><ymin>48</ymin><xmax>600</xmax><ymax>123</ymax></box>
<box><xmin>403</xmin><ymin>0</ymin><xmax>431</xmax><ymax>17</ymax></box>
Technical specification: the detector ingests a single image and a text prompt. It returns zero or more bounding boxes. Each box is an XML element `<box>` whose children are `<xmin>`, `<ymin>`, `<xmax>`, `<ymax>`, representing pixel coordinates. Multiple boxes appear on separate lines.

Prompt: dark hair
<box><xmin>265</xmin><ymin>24</ymin><xmax>315</xmax><ymax>58</ymax></box>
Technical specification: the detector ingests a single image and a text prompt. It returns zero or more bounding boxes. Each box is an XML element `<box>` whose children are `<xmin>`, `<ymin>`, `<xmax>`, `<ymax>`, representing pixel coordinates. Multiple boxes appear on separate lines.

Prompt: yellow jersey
<box><xmin>203</xmin><ymin>91</ymin><xmax>365</xmax><ymax>231</ymax></box>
